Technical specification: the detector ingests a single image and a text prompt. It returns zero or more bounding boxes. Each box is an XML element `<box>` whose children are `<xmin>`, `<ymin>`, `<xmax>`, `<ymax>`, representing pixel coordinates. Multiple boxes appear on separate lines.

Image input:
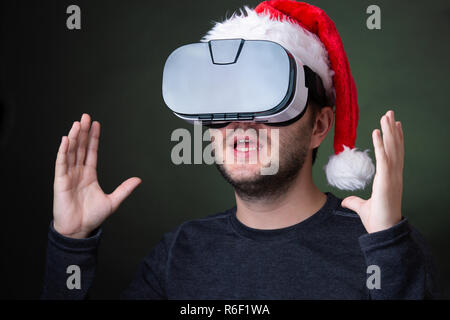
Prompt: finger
<box><xmin>386</xmin><ymin>110</ymin><xmax>401</xmax><ymax>143</ymax></box>
<box><xmin>76</xmin><ymin>113</ymin><xmax>91</xmax><ymax>166</ymax></box>
<box><xmin>67</xmin><ymin>121</ymin><xmax>81</xmax><ymax>167</ymax></box>
<box><xmin>385</xmin><ymin>111</ymin><xmax>403</xmax><ymax>167</ymax></box>
<box><xmin>396</xmin><ymin>121</ymin><xmax>403</xmax><ymax>142</ymax></box>
<box><xmin>108</xmin><ymin>177</ymin><xmax>142</xmax><ymax>212</ymax></box>
<box><xmin>85</xmin><ymin>121</ymin><xmax>100</xmax><ymax>169</ymax></box>
<box><xmin>380</xmin><ymin>114</ymin><xmax>396</xmax><ymax>163</ymax></box>
<box><xmin>396</xmin><ymin>121</ymin><xmax>405</xmax><ymax>170</ymax></box>
<box><xmin>341</xmin><ymin>196</ymin><xmax>365</xmax><ymax>215</ymax></box>
<box><xmin>55</xmin><ymin>136</ymin><xmax>69</xmax><ymax>178</ymax></box>
<box><xmin>386</xmin><ymin>110</ymin><xmax>395</xmax><ymax>125</ymax></box>
<box><xmin>372</xmin><ymin>129</ymin><xmax>387</xmax><ymax>172</ymax></box>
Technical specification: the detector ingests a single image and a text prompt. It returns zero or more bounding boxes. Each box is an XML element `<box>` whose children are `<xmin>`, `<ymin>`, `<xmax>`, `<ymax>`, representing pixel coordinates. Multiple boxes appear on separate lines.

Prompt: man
<box><xmin>42</xmin><ymin>0</ymin><xmax>438</xmax><ymax>299</ymax></box>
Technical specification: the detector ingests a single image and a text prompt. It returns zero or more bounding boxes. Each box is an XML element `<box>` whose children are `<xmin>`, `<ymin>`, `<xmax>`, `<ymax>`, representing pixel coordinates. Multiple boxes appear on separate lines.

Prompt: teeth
<box><xmin>234</xmin><ymin>137</ymin><xmax>264</xmax><ymax>152</ymax></box>
<box><xmin>236</xmin><ymin>146</ymin><xmax>262</xmax><ymax>152</ymax></box>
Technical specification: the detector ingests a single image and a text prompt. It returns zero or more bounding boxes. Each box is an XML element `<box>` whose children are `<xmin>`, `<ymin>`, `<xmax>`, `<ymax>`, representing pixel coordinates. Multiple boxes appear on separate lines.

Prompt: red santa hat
<box><xmin>201</xmin><ymin>0</ymin><xmax>375</xmax><ymax>191</ymax></box>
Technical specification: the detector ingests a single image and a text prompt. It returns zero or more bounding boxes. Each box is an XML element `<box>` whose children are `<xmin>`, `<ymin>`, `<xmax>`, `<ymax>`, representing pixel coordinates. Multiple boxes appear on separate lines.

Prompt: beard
<box><xmin>215</xmin><ymin>122</ymin><xmax>313</xmax><ymax>202</ymax></box>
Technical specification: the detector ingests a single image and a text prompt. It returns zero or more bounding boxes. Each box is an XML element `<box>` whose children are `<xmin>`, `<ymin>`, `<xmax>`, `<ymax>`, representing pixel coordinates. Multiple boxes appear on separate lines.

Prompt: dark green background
<box><xmin>1</xmin><ymin>0</ymin><xmax>449</xmax><ymax>299</ymax></box>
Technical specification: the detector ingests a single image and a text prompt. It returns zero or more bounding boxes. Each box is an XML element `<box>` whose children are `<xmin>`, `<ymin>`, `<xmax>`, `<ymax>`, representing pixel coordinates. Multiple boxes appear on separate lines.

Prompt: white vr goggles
<box><xmin>162</xmin><ymin>39</ymin><xmax>330</xmax><ymax>127</ymax></box>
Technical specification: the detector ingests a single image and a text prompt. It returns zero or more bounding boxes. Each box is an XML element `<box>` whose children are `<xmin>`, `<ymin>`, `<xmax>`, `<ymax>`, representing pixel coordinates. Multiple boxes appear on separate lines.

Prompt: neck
<box><xmin>234</xmin><ymin>157</ymin><xmax>327</xmax><ymax>230</ymax></box>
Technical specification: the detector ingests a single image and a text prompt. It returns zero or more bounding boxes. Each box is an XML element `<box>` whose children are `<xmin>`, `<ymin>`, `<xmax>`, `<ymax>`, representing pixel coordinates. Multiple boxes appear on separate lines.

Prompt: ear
<box><xmin>310</xmin><ymin>106</ymin><xmax>333</xmax><ymax>149</ymax></box>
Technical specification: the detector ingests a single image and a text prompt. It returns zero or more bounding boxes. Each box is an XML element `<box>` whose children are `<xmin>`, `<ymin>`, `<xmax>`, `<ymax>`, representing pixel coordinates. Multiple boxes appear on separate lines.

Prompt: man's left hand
<box><xmin>341</xmin><ymin>110</ymin><xmax>404</xmax><ymax>233</ymax></box>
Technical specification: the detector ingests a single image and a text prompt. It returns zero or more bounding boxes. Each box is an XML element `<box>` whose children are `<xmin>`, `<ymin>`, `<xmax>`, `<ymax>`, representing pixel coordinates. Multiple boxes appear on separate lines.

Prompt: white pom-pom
<box><xmin>324</xmin><ymin>146</ymin><xmax>375</xmax><ymax>191</ymax></box>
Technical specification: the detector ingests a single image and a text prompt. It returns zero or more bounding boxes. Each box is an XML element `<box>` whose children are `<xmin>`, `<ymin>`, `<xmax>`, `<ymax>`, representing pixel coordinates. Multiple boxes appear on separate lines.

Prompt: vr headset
<box><xmin>162</xmin><ymin>39</ymin><xmax>330</xmax><ymax>127</ymax></box>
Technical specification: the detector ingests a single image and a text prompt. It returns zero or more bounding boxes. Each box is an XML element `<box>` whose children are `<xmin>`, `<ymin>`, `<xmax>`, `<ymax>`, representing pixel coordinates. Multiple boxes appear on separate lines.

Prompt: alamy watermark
<box><xmin>366</xmin><ymin>265</ymin><xmax>381</xmax><ymax>289</ymax></box>
<box><xmin>66</xmin><ymin>264</ymin><xmax>81</xmax><ymax>290</ymax></box>
<box><xmin>366</xmin><ymin>5</ymin><xmax>381</xmax><ymax>30</ymax></box>
<box><xmin>66</xmin><ymin>5</ymin><xmax>81</xmax><ymax>30</ymax></box>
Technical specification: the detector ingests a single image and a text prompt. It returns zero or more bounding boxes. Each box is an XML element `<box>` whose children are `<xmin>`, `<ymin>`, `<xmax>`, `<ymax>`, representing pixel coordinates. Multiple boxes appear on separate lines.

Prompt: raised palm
<box><xmin>53</xmin><ymin>114</ymin><xmax>141</xmax><ymax>239</ymax></box>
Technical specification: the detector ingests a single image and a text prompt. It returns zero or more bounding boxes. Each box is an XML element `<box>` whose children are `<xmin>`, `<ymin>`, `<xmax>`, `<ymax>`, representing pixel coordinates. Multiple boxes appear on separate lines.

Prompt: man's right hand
<box><xmin>53</xmin><ymin>113</ymin><xmax>142</xmax><ymax>239</ymax></box>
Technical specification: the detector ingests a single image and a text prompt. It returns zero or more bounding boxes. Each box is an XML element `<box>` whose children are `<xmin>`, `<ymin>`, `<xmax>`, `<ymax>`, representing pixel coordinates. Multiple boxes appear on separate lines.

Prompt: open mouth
<box><xmin>232</xmin><ymin>136</ymin><xmax>263</xmax><ymax>153</ymax></box>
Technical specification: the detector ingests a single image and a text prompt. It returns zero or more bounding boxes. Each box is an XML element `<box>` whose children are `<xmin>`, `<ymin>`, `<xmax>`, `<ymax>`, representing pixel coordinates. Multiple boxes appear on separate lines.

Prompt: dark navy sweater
<box><xmin>41</xmin><ymin>192</ymin><xmax>439</xmax><ymax>299</ymax></box>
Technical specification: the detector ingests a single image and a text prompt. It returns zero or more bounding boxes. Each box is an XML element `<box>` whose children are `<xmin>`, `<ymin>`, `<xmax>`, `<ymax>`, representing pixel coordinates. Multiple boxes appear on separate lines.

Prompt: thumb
<box><xmin>341</xmin><ymin>196</ymin><xmax>365</xmax><ymax>214</ymax></box>
<box><xmin>109</xmin><ymin>177</ymin><xmax>142</xmax><ymax>212</ymax></box>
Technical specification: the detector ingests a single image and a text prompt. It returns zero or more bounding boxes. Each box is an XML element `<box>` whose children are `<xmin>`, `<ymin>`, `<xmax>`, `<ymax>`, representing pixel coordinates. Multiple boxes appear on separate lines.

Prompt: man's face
<box><xmin>210</xmin><ymin>105</ymin><xmax>316</xmax><ymax>200</ymax></box>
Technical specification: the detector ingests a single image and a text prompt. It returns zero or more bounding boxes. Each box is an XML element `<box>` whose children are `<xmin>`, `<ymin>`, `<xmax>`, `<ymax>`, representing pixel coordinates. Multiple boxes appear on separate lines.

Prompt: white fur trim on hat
<box><xmin>201</xmin><ymin>6</ymin><xmax>335</xmax><ymax>104</ymax></box>
<box><xmin>324</xmin><ymin>146</ymin><xmax>375</xmax><ymax>191</ymax></box>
